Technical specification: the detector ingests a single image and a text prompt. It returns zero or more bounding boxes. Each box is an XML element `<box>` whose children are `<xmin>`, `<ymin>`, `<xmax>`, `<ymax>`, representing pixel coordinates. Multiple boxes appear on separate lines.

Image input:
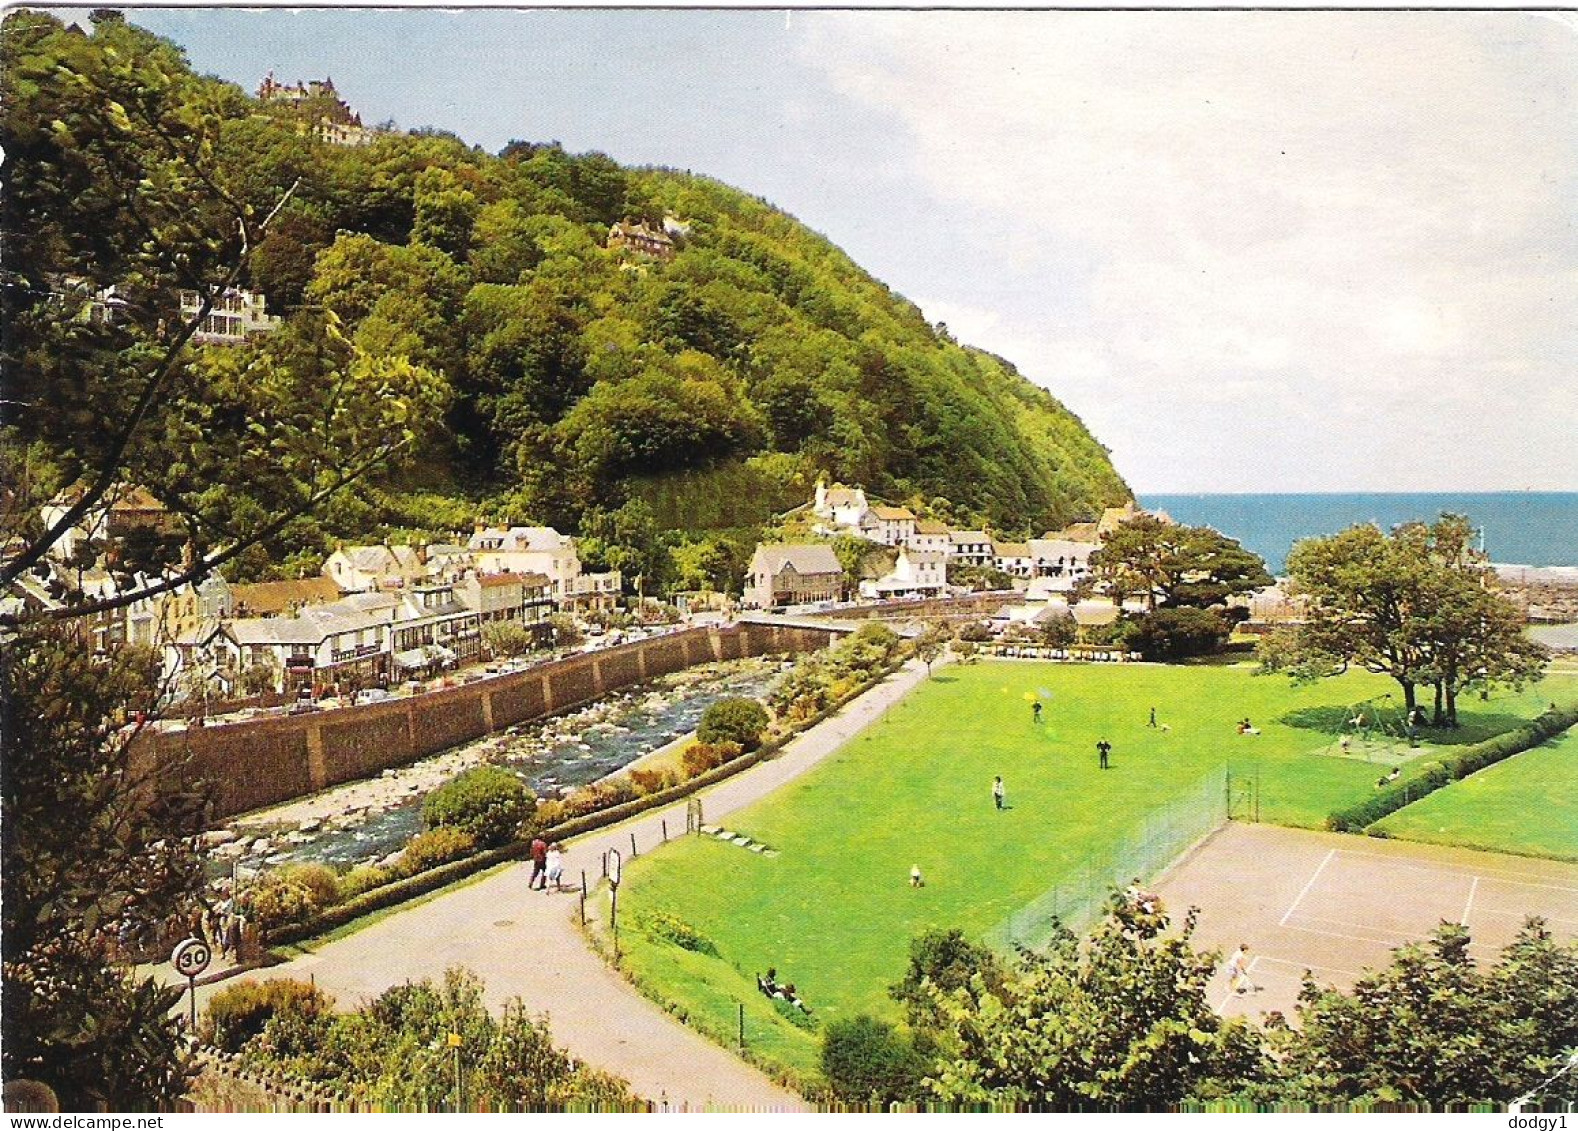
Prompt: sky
<box><xmin>40</xmin><ymin>6</ymin><xmax>1578</xmax><ymax>494</ymax></box>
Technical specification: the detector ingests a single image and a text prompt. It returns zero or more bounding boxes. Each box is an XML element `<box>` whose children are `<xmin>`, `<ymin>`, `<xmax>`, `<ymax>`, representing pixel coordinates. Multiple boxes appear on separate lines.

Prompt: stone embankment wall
<box><xmin>134</xmin><ymin>622</ymin><xmax>834</xmax><ymax>822</ymax></box>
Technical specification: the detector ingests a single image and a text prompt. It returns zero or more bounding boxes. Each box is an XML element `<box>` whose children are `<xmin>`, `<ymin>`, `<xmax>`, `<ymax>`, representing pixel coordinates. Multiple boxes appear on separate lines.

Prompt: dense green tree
<box><xmin>1</xmin><ymin>625</ymin><xmax>205</xmax><ymax>1108</ymax></box>
<box><xmin>1266</xmin><ymin>516</ymin><xmax>1545</xmax><ymax>722</ymax></box>
<box><xmin>1088</xmin><ymin>517</ymin><xmax>1271</xmax><ymax>613</ymax></box>
<box><xmin>913</xmin><ymin>898</ymin><xmax>1266</xmax><ymax>1109</ymax></box>
<box><xmin>1123</xmin><ymin>607</ymin><xmax>1233</xmax><ymax>661</ymax></box>
<box><xmin>820</xmin><ymin>1016</ymin><xmax>928</xmax><ymax>1108</ymax></box>
<box><xmin>1262</xmin><ymin>919</ymin><xmax>1578</xmax><ymax>1108</ymax></box>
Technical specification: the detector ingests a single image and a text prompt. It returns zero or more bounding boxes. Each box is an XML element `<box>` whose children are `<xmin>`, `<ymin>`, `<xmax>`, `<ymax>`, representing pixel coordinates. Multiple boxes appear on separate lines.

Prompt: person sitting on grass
<box><xmin>758</xmin><ymin>968</ymin><xmax>780</xmax><ymax>997</ymax></box>
<box><xmin>782</xmin><ymin>983</ymin><xmax>811</xmax><ymax>1014</ymax></box>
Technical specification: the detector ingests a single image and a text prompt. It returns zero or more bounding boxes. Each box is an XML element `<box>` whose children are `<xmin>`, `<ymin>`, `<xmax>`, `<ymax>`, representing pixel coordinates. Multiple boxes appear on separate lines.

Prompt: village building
<box><xmin>455</xmin><ymin>571</ymin><xmax>554</xmax><ymax>640</ymax></box>
<box><xmin>811</xmin><ymin>478</ymin><xmax>870</xmax><ymax>530</ymax></box>
<box><xmin>466</xmin><ymin>524</ymin><xmax>619</xmax><ymax>608</ymax></box>
<box><xmin>229</xmin><ymin>576</ymin><xmax>343</xmax><ymax>618</ymax></box>
<box><xmin>606</xmin><ymin>220</ymin><xmax>676</xmax><ymax>259</ymax></box>
<box><xmin>389</xmin><ymin>581</ymin><xmax>481</xmax><ymax>676</ymax></box>
<box><xmin>949</xmin><ymin>530</ymin><xmax>994</xmax><ymax>567</ymax></box>
<box><xmin>1028</xmin><ymin>537</ymin><xmax>1097</xmax><ymax>587</ymax></box>
<box><xmin>179</xmin><ymin>287</ymin><xmax>282</xmax><ymax>344</ymax></box>
<box><xmin>322</xmin><ymin>544</ymin><xmax>428</xmax><ymax>593</ymax></box>
<box><xmin>992</xmin><ymin>539</ymin><xmax>1035</xmax><ymax>579</ymax></box>
<box><xmin>909</xmin><ymin>518</ymin><xmax>953</xmax><ymax>556</ymax></box>
<box><xmin>744</xmin><ymin>543</ymin><xmax>844</xmax><ymax>609</ymax></box>
<box><xmin>860</xmin><ymin>504</ymin><xmax>918</xmax><ymax>547</ymax></box>
<box><xmin>41</xmin><ymin>483</ymin><xmax>184</xmax><ymax>564</ymax></box>
<box><xmin>858</xmin><ymin>547</ymin><xmax>947</xmax><ymax>600</ymax></box>
<box><xmin>225</xmin><ymin>599</ymin><xmax>394</xmax><ymax>695</ymax></box>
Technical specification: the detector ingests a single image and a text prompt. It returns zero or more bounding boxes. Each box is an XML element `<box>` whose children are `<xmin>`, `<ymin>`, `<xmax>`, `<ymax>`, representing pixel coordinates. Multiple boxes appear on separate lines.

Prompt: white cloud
<box><xmin>797</xmin><ymin>12</ymin><xmax>1578</xmax><ymax>491</ymax></box>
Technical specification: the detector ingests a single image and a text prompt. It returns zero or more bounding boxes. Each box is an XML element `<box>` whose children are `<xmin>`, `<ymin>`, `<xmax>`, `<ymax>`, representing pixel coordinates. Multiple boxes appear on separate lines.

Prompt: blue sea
<box><xmin>1141</xmin><ymin>493</ymin><xmax>1578</xmax><ymax>575</ymax></box>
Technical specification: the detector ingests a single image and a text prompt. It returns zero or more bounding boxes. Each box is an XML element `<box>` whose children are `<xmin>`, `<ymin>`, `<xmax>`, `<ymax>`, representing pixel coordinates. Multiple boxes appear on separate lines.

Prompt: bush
<box><xmin>956</xmin><ymin>621</ymin><xmax>993</xmax><ymax>643</ymax></box>
<box><xmin>203</xmin><ymin>979</ymin><xmax>331</xmax><ymax>1054</ymax></box>
<box><xmin>681</xmin><ymin>741</ymin><xmax>741</xmax><ymax>778</ymax></box>
<box><xmin>820</xmin><ymin>1015</ymin><xmax>925</xmax><ymax>1108</ymax></box>
<box><xmin>245</xmin><ymin>876</ymin><xmax>322</xmax><ymax>934</ymax></box>
<box><xmin>423</xmin><ymin>765</ymin><xmax>534</xmax><ymax>848</ymax></box>
<box><xmin>279</xmin><ymin>862</ymin><xmax>340</xmax><ymax>909</ymax></box>
<box><xmin>338</xmin><ymin>863</ymin><xmax>396</xmax><ymax>901</ymax></box>
<box><xmin>399</xmin><ymin>826</ymin><xmax>478</xmax><ymax>875</ymax></box>
<box><xmin>697</xmin><ymin>697</ymin><xmax>770</xmax><ymax>751</ymax></box>
<box><xmin>628</xmin><ymin>767</ymin><xmax>679</xmax><ymax>796</ymax></box>
<box><xmin>1124</xmin><ymin>607</ymin><xmax>1231</xmax><ymax>660</ymax></box>
<box><xmin>528</xmin><ymin>798</ymin><xmax>568</xmax><ymax>831</ymax></box>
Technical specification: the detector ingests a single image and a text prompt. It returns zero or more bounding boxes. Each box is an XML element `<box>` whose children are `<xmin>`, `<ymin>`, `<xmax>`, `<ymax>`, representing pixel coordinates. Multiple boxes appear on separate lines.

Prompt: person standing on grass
<box><xmin>1097</xmin><ymin>739</ymin><xmax>1111</xmax><ymax>769</ymax></box>
<box><xmin>1033</xmin><ymin>700</ymin><xmax>1043</xmax><ymax>724</ymax></box>
<box><xmin>1149</xmin><ymin>706</ymin><xmax>1157</xmax><ymax>728</ymax></box>
<box><xmin>993</xmin><ymin>775</ymin><xmax>1005</xmax><ymax>810</ymax></box>
<box><xmin>1226</xmin><ymin>943</ymin><xmax>1252</xmax><ymax>994</ymax></box>
<box><xmin>529</xmin><ymin>836</ymin><xmax>548</xmax><ymax>891</ymax></box>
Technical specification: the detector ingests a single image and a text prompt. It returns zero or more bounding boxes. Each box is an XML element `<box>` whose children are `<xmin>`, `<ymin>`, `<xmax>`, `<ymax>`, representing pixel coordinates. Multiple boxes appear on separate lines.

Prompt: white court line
<box><xmin>1283</xmin><ymin>919</ymin><xmax>1499</xmax><ymax>953</ymax></box>
<box><xmin>1252</xmin><ymin>954</ymin><xmax>1362</xmax><ymax>979</ymax></box>
<box><xmin>1281</xmin><ymin>848</ymin><xmax>1337</xmax><ymax>927</ymax></box>
<box><xmin>1332</xmin><ymin>850</ymin><xmax>1578</xmax><ymax>895</ymax></box>
<box><xmin>1461</xmin><ymin>875</ymin><xmax>1479</xmax><ymax>926</ymax></box>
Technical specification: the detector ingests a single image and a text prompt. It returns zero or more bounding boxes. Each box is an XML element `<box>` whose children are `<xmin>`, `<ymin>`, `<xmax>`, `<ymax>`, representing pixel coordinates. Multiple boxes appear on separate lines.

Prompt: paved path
<box><xmin>192</xmin><ymin>655</ymin><xmax>939</xmax><ymax>1111</ymax></box>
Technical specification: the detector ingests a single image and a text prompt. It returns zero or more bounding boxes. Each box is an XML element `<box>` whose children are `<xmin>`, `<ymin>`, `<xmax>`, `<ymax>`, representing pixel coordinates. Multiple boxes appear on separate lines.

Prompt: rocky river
<box><xmin>201</xmin><ymin>656</ymin><xmax>782</xmax><ymax>877</ymax></box>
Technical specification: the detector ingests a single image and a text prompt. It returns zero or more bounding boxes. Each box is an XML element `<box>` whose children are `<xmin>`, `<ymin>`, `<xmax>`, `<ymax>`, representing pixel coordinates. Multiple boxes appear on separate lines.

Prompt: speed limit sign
<box><xmin>171</xmin><ymin>936</ymin><xmax>212</xmax><ymax>979</ymax></box>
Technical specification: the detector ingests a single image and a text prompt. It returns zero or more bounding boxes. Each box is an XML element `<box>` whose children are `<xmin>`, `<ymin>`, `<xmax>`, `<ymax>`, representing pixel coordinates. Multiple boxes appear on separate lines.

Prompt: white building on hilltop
<box><xmin>467</xmin><ymin>524</ymin><xmax>620</xmax><ymax>608</ymax></box>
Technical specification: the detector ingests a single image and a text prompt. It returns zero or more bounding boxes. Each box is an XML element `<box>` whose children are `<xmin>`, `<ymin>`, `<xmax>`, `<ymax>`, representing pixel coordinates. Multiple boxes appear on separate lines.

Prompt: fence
<box><xmin>984</xmin><ymin>768</ymin><xmax>1229</xmax><ymax>951</ymax></box>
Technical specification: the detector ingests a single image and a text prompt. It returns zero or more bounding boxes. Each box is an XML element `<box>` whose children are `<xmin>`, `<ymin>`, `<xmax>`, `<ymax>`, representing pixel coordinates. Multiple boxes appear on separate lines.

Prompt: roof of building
<box><xmin>338</xmin><ymin>591</ymin><xmax>401</xmax><ymax>613</ymax></box>
<box><xmin>750</xmin><ymin>543</ymin><xmax>842</xmax><ymax>576</ymax></box>
<box><xmin>425</xmin><ymin>543</ymin><xmax>471</xmax><ymax>558</ymax></box>
<box><xmin>869</xmin><ymin>505</ymin><xmax>916</xmax><ymax>521</ymax></box>
<box><xmin>914</xmin><ymin>518</ymin><xmax>951</xmax><ymax>535</ymax></box>
<box><xmin>468</xmin><ymin>526</ymin><xmax>572</xmax><ymax>554</ymax></box>
<box><xmin>821</xmin><ymin>484</ymin><xmax>865</xmax><ymax>507</ymax></box>
<box><xmin>900</xmin><ymin>548</ymin><xmax>947</xmax><ymax>565</ymax></box>
<box><xmin>1045</xmin><ymin>521</ymin><xmax>1101</xmax><ymax>543</ymax></box>
<box><xmin>1028</xmin><ymin>538</ymin><xmax>1094</xmax><ymax>559</ymax></box>
<box><xmin>951</xmin><ymin>530</ymin><xmax>990</xmax><ymax>544</ymax></box>
<box><xmin>230</xmin><ymin>576</ymin><xmax>343</xmax><ymax>616</ymax></box>
<box><xmin>993</xmin><ymin>540</ymin><xmax>1032</xmax><ymax>558</ymax></box>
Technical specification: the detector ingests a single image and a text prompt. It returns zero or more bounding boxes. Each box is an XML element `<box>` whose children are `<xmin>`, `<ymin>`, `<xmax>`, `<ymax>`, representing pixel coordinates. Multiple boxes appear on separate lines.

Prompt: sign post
<box><xmin>607</xmin><ymin>848</ymin><xmax>622</xmax><ymax>966</ymax></box>
<box><xmin>171</xmin><ymin>936</ymin><xmax>211</xmax><ymax>1031</ymax></box>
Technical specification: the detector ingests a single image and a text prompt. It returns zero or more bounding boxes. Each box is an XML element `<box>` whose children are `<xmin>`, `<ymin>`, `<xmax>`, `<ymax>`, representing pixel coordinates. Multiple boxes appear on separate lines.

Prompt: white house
<box><xmin>858</xmin><ymin>547</ymin><xmax>948</xmax><ymax>600</ymax></box>
<box><xmin>179</xmin><ymin>287</ymin><xmax>281</xmax><ymax>344</ymax></box>
<box><xmin>468</xmin><ymin>525</ymin><xmax>585</xmax><ymax>600</ymax></box>
<box><xmin>323</xmin><ymin>544</ymin><xmax>428</xmax><ymax>593</ymax></box>
<box><xmin>860</xmin><ymin>505</ymin><xmax>918</xmax><ymax>547</ymax></box>
<box><xmin>908</xmin><ymin>518</ymin><xmax>953</xmax><ymax>555</ymax></box>
<box><xmin>1029</xmin><ymin>538</ymin><xmax>1097</xmax><ymax>588</ymax></box>
<box><xmin>226</xmin><ymin>599</ymin><xmax>394</xmax><ymax>694</ymax></box>
<box><xmin>949</xmin><ymin>530</ymin><xmax>993</xmax><ymax>567</ymax></box>
<box><xmin>812</xmin><ymin>478</ymin><xmax>870</xmax><ymax>530</ymax></box>
<box><xmin>992</xmin><ymin>540</ymin><xmax>1035</xmax><ymax>578</ymax></box>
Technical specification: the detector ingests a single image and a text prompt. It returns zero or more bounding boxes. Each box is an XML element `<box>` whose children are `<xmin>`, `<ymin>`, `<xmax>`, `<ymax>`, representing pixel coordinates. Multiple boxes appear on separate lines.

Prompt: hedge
<box><xmin>1326</xmin><ymin>704</ymin><xmax>1578</xmax><ymax>833</ymax></box>
<box><xmin>267</xmin><ymin>657</ymin><xmax>909</xmax><ymax>946</ymax></box>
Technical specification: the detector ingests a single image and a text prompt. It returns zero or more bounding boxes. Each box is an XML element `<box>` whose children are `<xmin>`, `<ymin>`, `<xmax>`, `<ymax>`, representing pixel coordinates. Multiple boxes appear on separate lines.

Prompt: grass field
<box><xmin>1372</xmin><ymin>726</ymin><xmax>1578</xmax><ymax>860</ymax></box>
<box><xmin>612</xmin><ymin>659</ymin><xmax>1577</xmax><ymax>1084</ymax></box>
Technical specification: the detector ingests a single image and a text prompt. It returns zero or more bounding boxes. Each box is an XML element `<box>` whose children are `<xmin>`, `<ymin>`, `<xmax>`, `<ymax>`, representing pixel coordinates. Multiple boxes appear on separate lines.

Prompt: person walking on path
<box><xmin>993</xmin><ymin>775</ymin><xmax>1005</xmax><ymax>810</ymax></box>
<box><xmin>545</xmin><ymin>843</ymin><xmax>565</xmax><ymax>892</ymax></box>
<box><xmin>1097</xmin><ymin>739</ymin><xmax>1111</xmax><ymax>770</ymax></box>
<box><xmin>1148</xmin><ymin>706</ymin><xmax>1157</xmax><ymax>728</ymax></box>
<box><xmin>529</xmin><ymin>836</ymin><xmax>549</xmax><ymax>891</ymax></box>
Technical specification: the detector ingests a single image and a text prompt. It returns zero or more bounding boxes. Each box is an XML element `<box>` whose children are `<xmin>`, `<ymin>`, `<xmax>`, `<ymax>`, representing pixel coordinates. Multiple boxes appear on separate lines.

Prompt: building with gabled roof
<box><xmin>858</xmin><ymin>546</ymin><xmax>947</xmax><ymax>600</ymax></box>
<box><xmin>323</xmin><ymin>543</ymin><xmax>427</xmax><ymax>593</ymax></box>
<box><xmin>744</xmin><ymin>543</ymin><xmax>844</xmax><ymax>609</ymax></box>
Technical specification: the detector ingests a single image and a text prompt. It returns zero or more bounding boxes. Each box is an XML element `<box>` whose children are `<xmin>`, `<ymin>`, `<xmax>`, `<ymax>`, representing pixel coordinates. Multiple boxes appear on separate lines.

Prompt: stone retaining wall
<box><xmin>134</xmin><ymin>623</ymin><xmax>834</xmax><ymax>823</ymax></box>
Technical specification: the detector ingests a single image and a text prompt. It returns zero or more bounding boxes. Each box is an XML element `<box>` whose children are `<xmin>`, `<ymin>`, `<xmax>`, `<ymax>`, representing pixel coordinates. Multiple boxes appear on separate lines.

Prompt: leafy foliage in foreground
<box><xmin>213</xmin><ymin>968</ymin><xmax>639</xmax><ymax>1111</ymax></box>
<box><xmin>844</xmin><ymin>896</ymin><xmax>1578</xmax><ymax>1110</ymax></box>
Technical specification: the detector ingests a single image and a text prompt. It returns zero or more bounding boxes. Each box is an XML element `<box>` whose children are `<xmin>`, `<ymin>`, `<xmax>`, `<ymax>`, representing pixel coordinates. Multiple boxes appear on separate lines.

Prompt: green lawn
<box><xmin>1372</xmin><ymin>726</ymin><xmax>1578</xmax><ymax>860</ymax></box>
<box><xmin>613</xmin><ymin>660</ymin><xmax>1576</xmax><ymax>1084</ymax></box>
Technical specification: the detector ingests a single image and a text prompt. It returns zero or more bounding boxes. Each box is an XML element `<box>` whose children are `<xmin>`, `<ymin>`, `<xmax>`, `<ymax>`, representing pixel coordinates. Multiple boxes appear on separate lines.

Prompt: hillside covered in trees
<box><xmin>2</xmin><ymin>11</ymin><xmax>1130</xmax><ymax>588</ymax></box>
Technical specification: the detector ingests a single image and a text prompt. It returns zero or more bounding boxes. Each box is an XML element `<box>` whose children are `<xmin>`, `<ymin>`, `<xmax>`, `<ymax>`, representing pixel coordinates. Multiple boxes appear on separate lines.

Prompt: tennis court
<box><xmin>1153</xmin><ymin>822</ymin><xmax>1578</xmax><ymax>1020</ymax></box>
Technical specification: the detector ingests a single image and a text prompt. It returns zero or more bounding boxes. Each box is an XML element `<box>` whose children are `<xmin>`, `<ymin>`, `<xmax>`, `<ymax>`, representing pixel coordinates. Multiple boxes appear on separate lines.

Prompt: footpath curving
<box><xmin>185</xmin><ymin>655</ymin><xmax>941</xmax><ymax>1111</ymax></box>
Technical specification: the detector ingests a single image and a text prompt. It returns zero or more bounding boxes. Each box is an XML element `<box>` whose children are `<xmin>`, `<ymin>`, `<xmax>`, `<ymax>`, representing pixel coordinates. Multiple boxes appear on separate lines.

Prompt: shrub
<box><xmin>203</xmin><ymin>979</ymin><xmax>331</xmax><ymax>1054</ymax></box>
<box><xmin>423</xmin><ymin>765</ymin><xmax>534</xmax><ymax>847</ymax></box>
<box><xmin>279</xmin><ymin>862</ymin><xmax>340</xmax><ymax>909</ymax></box>
<box><xmin>697</xmin><ymin>697</ymin><xmax>770</xmax><ymax>750</ymax></box>
<box><xmin>681</xmin><ymin>741</ymin><xmax>741</xmax><ymax>778</ymax></box>
<box><xmin>245</xmin><ymin>876</ymin><xmax>321</xmax><ymax>933</ymax></box>
<box><xmin>628</xmin><ymin>767</ymin><xmax>679</xmax><ymax>796</ymax></box>
<box><xmin>529</xmin><ymin>798</ymin><xmax>568</xmax><ymax>831</ymax></box>
<box><xmin>957</xmin><ymin>621</ymin><xmax>993</xmax><ymax>643</ymax></box>
<box><xmin>338</xmin><ymin>863</ymin><xmax>396</xmax><ymax>901</ymax></box>
<box><xmin>399</xmin><ymin>826</ymin><xmax>478</xmax><ymax>875</ymax></box>
<box><xmin>820</xmin><ymin>1015</ymin><xmax>925</xmax><ymax>1108</ymax></box>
